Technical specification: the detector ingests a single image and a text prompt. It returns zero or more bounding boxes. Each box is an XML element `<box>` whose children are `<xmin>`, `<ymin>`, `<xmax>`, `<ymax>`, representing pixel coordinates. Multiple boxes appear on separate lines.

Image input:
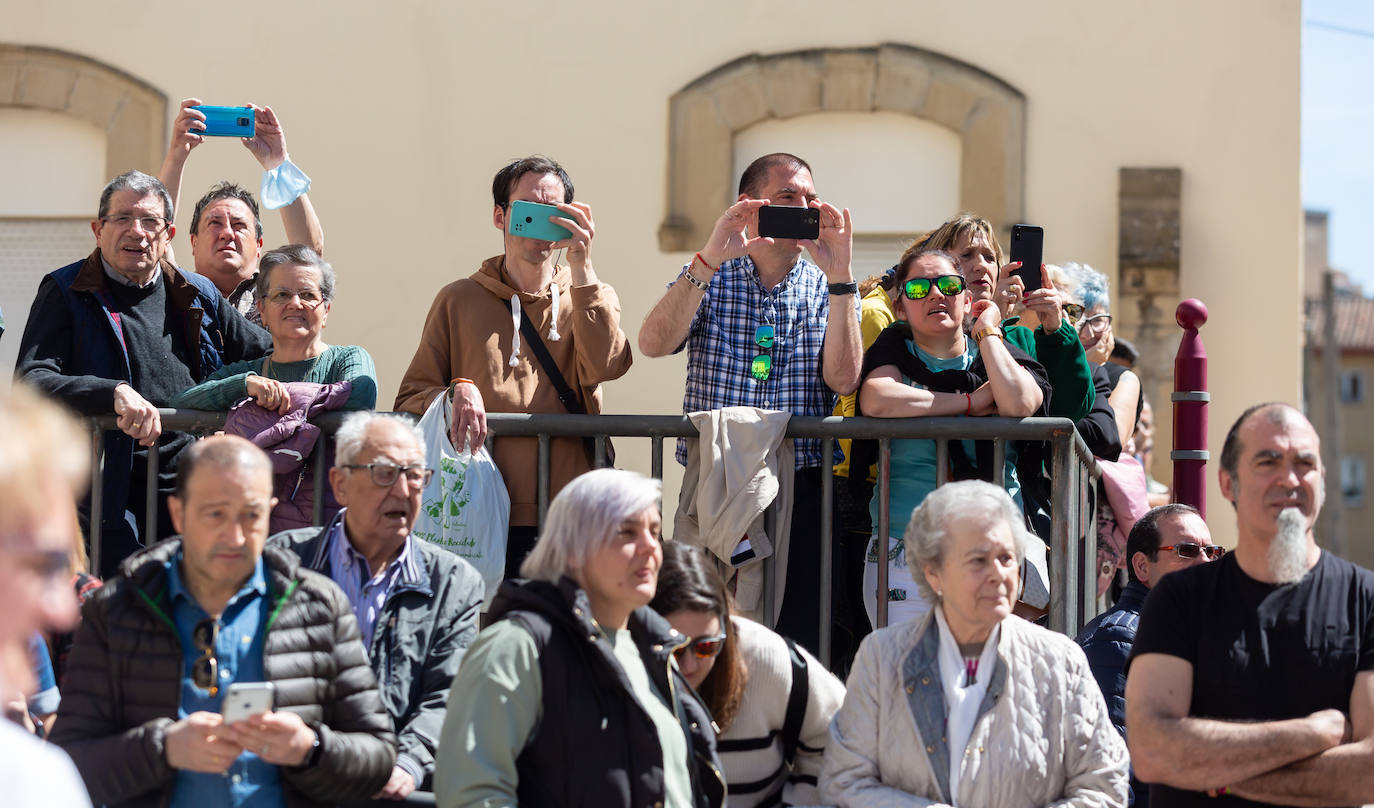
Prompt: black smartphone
<box><xmin>757</xmin><ymin>205</ymin><xmax>820</xmax><ymax>240</ymax></box>
<box><xmin>1009</xmin><ymin>224</ymin><xmax>1045</xmax><ymax>291</ymax></box>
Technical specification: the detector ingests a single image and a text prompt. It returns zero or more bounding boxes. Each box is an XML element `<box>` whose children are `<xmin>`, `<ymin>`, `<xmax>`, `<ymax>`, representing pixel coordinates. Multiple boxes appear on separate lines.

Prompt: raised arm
<box><xmin>1125</xmin><ymin>652</ymin><xmax>1348</xmax><ymax>792</ymax></box>
<box><xmin>808</xmin><ymin>200</ymin><xmax>861</xmax><ymax>396</ymax></box>
<box><xmin>157</xmin><ymin>98</ymin><xmax>207</xmax><ymax>222</ymax></box>
<box><xmin>547</xmin><ymin>200</ymin><xmax>633</xmax><ymax>385</ymax></box>
<box><xmin>638</xmin><ymin>198</ymin><xmax>772</xmax><ymax>357</ymax></box>
<box><xmin>243</xmin><ymin>105</ymin><xmax>323</xmax><ymax>253</ymax></box>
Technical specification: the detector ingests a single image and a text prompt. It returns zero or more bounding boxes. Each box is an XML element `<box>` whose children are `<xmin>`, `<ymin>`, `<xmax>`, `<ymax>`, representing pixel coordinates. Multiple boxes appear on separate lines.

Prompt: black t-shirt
<box><xmin>1130</xmin><ymin>551</ymin><xmax>1374</xmax><ymax>808</ymax></box>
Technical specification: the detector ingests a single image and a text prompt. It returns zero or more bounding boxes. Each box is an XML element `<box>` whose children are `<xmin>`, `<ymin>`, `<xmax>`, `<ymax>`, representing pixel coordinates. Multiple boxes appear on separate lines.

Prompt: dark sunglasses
<box><xmin>903</xmin><ymin>274</ymin><xmax>965</xmax><ymax>300</ymax></box>
<box><xmin>1061</xmin><ymin>302</ymin><xmax>1085</xmax><ymax>325</ymax></box>
<box><xmin>192</xmin><ymin>619</ymin><xmax>220</xmax><ymax>696</ymax></box>
<box><xmin>1158</xmin><ymin>542</ymin><xmax>1225</xmax><ymax>561</ymax></box>
<box><xmin>674</xmin><ymin>633</ymin><xmax>728</xmax><ymax>661</ymax></box>
<box><xmin>751</xmin><ymin>324</ymin><xmax>775</xmax><ymax>381</ymax></box>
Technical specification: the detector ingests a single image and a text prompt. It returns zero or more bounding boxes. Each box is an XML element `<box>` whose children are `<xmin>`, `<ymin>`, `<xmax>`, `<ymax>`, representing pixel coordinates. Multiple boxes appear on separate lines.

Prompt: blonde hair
<box><xmin>0</xmin><ymin>384</ymin><xmax>90</xmax><ymax>546</ymax></box>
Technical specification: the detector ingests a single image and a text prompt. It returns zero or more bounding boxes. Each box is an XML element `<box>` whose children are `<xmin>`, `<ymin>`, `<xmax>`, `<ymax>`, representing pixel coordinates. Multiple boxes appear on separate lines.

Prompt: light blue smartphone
<box><xmin>507</xmin><ymin>200</ymin><xmax>573</xmax><ymax>242</ymax></box>
<box><xmin>190</xmin><ymin>105</ymin><xmax>255</xmax><ymax>138</ymax></box>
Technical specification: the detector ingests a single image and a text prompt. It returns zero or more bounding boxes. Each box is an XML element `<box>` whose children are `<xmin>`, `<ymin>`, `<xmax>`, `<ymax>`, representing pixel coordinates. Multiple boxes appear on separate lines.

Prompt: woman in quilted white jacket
<box><xmin>821</xmin><ymin>480</ymin><xmax>1128</xmax><ymax>808</ymax></box>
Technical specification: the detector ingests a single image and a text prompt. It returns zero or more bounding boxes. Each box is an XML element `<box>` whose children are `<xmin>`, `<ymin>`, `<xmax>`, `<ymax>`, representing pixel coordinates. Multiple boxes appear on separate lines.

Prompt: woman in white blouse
<box><xmin>822</xmin><ymin>480</ymin><xmax>1128</xmax><ymax>808</ymax></box>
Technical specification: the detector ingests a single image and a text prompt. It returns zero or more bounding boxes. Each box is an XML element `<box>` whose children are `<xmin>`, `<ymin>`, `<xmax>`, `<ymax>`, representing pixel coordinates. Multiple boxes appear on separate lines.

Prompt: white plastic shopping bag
<box><xmin>413</xmin><ymin>388</ymin><xmax>510</xmax><ymax>607</ymax></box>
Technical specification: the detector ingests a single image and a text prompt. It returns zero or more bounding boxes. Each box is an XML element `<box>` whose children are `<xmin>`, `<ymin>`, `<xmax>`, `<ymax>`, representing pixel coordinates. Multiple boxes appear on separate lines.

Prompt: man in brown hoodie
<box><xmin>395</xmin><ymin>156</ymin><xmax>632</xmax><ymax>576</ymax></box>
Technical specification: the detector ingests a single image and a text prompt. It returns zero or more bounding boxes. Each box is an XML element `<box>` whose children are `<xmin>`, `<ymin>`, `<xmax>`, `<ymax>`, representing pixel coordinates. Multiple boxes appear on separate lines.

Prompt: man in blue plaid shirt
<box><xmin>640</xmin><ymin>152</ymin><xmax>861</xmax><ymax>652</ymax></box>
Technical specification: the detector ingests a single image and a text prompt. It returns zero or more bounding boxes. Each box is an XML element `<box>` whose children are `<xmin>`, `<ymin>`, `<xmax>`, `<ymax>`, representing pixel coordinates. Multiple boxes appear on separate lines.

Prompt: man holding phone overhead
<box><xmin>395</xmin><ymin>156</ymin><xmax>633</xmax><ymax>577</ymax></box>
<box><xmin>52</xmin><ymin>435</ymin><xmax>396</xmax><ymax>807</ymax></box>
<box><xmin>158</xmin><ymin>98</ymin><xmax>325</xmax><ymax>325</ymax></box>
<box><xmin>639</xmin><ymin>152</ymin><xmax>862</xmax><ymax>653</ymax></box>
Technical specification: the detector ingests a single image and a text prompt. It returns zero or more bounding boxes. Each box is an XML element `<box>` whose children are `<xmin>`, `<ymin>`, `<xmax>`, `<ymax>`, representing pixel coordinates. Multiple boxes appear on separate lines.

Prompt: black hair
<box><xmin>1125</xmin><ymin>503</ymin><xmax>1201</xmax><ymax>583</ymax></box>
<box><xmin>190</xmin><ymin>181</ymin><xmax>263</xmax><ymax>240</ymax></box>
<box><xmin>737</xmin><ymin>152</ymin><xmax>812</xmax><ymax>198</ymax></box>
<box><xmin>491</xmin><ymin>156</ymin><xmax>574</xmax><ymax>208</ymax></box>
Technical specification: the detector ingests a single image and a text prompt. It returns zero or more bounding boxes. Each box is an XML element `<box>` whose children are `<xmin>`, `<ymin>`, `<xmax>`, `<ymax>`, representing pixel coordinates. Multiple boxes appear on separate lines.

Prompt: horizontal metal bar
<box><xmin>1171</xmin><ymin>391</ymin><xmax>1212</xmax><ymax>403</ymax></box>
<box><xmin>1170</xmin><ymin>450</ymin><xmax>1210</xmax><ymax>461</ymax></box>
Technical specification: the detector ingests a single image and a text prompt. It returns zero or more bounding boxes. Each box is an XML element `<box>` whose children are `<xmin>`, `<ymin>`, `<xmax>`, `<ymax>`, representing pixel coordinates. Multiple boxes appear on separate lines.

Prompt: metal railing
<box><xmin>88</xmin><ymin>411</ymin><xmax>1101</xmax><ymax>654</ymax></box>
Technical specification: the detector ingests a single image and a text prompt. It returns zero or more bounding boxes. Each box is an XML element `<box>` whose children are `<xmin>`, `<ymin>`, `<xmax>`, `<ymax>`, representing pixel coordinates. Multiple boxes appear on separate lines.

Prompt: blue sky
<box><xmin>1303</xmin><ymin>0</ymin><xmax>1374</xmax><ymax>289</ymax></box>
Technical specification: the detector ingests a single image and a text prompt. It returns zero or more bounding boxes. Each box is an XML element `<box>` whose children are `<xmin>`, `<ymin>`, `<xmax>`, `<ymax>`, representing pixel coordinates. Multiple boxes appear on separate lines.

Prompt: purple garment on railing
<box><xmin>224</xmin><ymin>380</ymin><xmax>353</xmax><ymax>533</ymax></box>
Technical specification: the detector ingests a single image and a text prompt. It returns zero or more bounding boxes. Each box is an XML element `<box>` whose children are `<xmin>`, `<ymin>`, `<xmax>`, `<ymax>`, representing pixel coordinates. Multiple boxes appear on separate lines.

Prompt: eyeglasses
<box><xmin>1079</xmin><ymin>313</ymin><xmax>1113</xmax><ymax>333</ymax></box>
<box><xmin>101</xmin><ymin>214</ymin><xmax>169</xmax><ymax>235</ymax></box>
<box><xmin>1061</xmin><ymin>302</ymin><xmax>1085</xmax><ymax>325</ymax></box>
<box><xmin>191</xmin><ymin>619</ymin><xmax>220</xmax><ymax>696</ymax></box>
<box><xmin>674</xmin><ymin>633</ymin><xmax>728</xmax><ymax>661</ymax></box>
<box><xmin>903</xmin><ymin>274</ymin><xmax>966</xmax><ymax>300</ymax></box>
<box><xmin>342</xmin><ymin>460</ymin><xmax>434</xmax><ymax>488</ymax></box>
<box><xmin>1158</xmin><ymin>542</ymin><xmax>1225</xmax><ymax>561</ymax></box>
<box><xmin>265</xmin><ymin>288</ymin><xmax>325</xmax><ymax>308</ymax></box>
<box><xmin>751</xmin><ymin>324</ymin><xmax>775</xmax><ymax>381</ymax></box>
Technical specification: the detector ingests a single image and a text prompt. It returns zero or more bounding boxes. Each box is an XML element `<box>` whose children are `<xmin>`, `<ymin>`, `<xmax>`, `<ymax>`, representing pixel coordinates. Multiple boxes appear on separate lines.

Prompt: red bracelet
<box><xmin>964</xmin><ymin>393</ymin><xmax>972</xmax><ymax>416</ymax></box>
<box><xmin>694</xmin><ymin>252</ymin><xmax>717</xmax><ymax>273</ymax></box>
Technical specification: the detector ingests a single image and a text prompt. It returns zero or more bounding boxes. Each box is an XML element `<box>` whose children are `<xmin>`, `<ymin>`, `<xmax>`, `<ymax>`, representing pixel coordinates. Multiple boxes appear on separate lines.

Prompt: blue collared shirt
<box><xmin>326</xmin><ymin>513</ymin><xmax>419</xmax><ymax>651</ymax></box>
<box><xmin>672</xmin><ymin>254</ymin><xmax>857</xmax><ymax>468</ymax></box>
<box><xmin>165</xmin><ymin>553</ymin><xmax>284</xmax><ymax>808</ymax></box>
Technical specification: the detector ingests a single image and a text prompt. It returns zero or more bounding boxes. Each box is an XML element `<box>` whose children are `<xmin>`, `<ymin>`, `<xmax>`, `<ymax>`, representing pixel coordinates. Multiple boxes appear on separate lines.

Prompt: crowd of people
<box><xmin>1</xmin><ymin>99</ymin><xmax>1368</xmax><ymax>808</ymax></box>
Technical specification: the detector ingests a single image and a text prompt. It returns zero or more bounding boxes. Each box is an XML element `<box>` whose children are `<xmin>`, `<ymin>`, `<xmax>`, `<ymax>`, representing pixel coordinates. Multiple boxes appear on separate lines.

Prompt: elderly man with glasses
<box><xmin>15</xmin><ymin>171</ymin><xmax>272</xmax><ymax>577</ymax></box>
<box><xmin>1076</xmin><ymin>503</ymin><xmax>1219</xmax><ymax>808</ymax></box>
<box><xmin>270</xmin><ymin>412</ymin><xmax>484</xmax><ymax>800</ymax></box>
<box><xmin>52</xmin><ymin>434</ymin><xmax>396</xmax><ymax>808</ymax></box>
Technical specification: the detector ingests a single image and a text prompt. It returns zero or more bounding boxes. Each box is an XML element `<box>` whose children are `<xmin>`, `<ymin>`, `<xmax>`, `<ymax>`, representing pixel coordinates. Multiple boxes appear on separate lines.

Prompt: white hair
<box><xmin>520</xmin><ymin>468</ymin><xmax>662</xmax><ymax>582</ymax></box>
<box><xmin>333</xmin><ymin>411</ymin><xmax>423</xmax><ymax>466</ymax></box>
<box><xmin>904</xmin><ymin>479</ymin><xmax>1031</xmax><ymax>604</ymax></box>
<box><xmin>1269</xmin><ymin>508</ymin><xmax>1311</xmax><ymax>584</ymax></box>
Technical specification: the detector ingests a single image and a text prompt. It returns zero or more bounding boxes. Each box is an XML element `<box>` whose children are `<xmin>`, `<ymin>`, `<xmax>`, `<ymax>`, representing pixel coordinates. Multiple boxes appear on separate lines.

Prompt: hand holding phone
<box><xmin>756</xmin><ymin>205</ymin><xmax>820</xmax><ymax>240</ymax></box>
<box><xmin>189</xmin><ymin>105</ymin><xmax>256</xmax><ymax>138</ymax></box>
<box><xmin>1009</xmin><ymin>224</ymin><xmax>1045</xmax><ymax>292</ymax></box>
<box><xmin>507</xmin><ymin>200</ymin><xmax>575</xmax><ymax>242</ymax></box>
<box><xmin>221</xmin><ymin>682</ymin><xmax>275</xmax><ymax>724</ymax></box>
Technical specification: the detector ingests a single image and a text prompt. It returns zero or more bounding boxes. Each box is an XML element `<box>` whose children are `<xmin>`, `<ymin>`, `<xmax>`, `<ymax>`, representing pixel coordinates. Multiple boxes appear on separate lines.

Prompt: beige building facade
<box><xmin>0</xmin><ymin>0</ymin><xmax>1303</xmax><ymax>547</ymax></box>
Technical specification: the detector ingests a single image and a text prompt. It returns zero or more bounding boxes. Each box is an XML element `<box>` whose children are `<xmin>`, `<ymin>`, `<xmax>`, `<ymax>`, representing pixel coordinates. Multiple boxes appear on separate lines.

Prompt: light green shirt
<box><xmin>611</xmin><ymin>628</ymin><xmax>694</xmax><ymax>808</ymax></box>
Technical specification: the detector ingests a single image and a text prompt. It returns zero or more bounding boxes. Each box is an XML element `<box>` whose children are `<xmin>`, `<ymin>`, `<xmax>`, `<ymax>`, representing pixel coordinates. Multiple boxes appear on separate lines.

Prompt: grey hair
<box><xmin>256</xmin><ymin>244</ymin><xmax>337</xmax><ymax>303</ymax></box>
<box><xmin>521</xmin><ymin>469</ymin><xmax>662</xmax><ymax>582</ymax></box>
<box><xmin>98</xmin><ymin>170</ymin><xmax>174</xmax><ymax>222</ymax></box>
<box><xmin>333</xmin><ymin>412</ymin><xmax>423</xmax><ymax>466</ymax></box>
<box><xmin>1060</xmin><ymin>261</ymin><xmax>1110</xmax><ymax>313</ymax></box>
<box><xmin>905</xmin><ymin>479</ymin><xmax>1031</xmax><ymax>604</ymax></box>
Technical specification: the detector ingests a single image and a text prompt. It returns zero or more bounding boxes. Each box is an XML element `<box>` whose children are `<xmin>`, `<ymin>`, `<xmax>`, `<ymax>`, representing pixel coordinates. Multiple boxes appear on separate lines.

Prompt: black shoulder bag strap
<box><xmin>781</xmin><ymin>637</ymin><xmax>809</xmax><ymax>766</ymax></box>
<box><xmin>517</xmin><ymin>304</ymin><xmax>610</xmax><ymax>466</ymax></box>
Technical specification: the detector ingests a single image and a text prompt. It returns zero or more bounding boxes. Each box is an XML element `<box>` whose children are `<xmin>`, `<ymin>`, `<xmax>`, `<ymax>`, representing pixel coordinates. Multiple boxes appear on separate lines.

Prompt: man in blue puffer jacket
<box><xmin>15</xmin><ymin>170</ymin><xmax>271</xmax><ymax>576</ymax></box>
<box><xmin>1077</xmin><ymin>503</ymin><xmax>1219</xmax><ymax>808</ymax></box>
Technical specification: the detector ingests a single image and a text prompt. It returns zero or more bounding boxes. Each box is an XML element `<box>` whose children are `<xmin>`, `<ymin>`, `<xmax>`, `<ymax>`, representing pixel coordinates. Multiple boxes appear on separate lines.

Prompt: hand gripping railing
<box><xmin>86</xmin><ymin>412</ymin><xmax>1101</xmax><ymax>660</ymax></box>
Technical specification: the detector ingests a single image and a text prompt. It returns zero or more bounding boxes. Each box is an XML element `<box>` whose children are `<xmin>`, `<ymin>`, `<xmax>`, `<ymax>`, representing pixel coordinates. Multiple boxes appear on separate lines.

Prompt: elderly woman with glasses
<box><xmin>436</xmin><ymin>469</ymin><xmax>724</xmax><ymax>808</ymax></box>
<box><xmin>822</xmin><ymin>480</ymin><xmax>1129</xmax><ymax>808</ymax></box>
<box><xmin>855</xmin><ymin>247</ymin><xmax>1050</xmax><ymax>627</ymax></box>
<box><xmin>1060</xmin><ymin>262</ymin><xmax>1142</xmax><ymax>450</ymax></box>
<box><xmin>649</xmin><ymin>542</ymin><xmax>846</xmax><ymax>808</ymax></box>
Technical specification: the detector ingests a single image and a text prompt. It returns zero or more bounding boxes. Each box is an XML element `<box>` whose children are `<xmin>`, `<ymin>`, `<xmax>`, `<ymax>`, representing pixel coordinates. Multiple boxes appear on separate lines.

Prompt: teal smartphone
<box><xmin>507</xmin><ymin>200</ymin><xmax>573</xmax><ymax>242</ymax></box>
<box><xmin>190</xmin><ymin>105</ymin><xmax>255</xmax><ymax>138</ymax></box>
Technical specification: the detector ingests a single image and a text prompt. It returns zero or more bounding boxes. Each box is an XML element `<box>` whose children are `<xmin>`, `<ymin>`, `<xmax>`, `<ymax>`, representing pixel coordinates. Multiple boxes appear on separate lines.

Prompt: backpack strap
<box><xmin>517</xmin><ymin>306</ymin><xmax>586</xmax><ymax>415</ymax></box>
<box><xmin>781</xmin><ymin>637</ymin><xmax>809</xmax><ymax>766</ymax></box>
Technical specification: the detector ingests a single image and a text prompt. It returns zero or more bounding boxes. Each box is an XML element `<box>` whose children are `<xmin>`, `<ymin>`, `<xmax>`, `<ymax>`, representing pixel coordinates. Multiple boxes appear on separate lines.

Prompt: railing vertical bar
<box><xmin>1049</xmin><ymin>431</ymin><xmax>1075</xmax><ymax>635</ymax></box>
<box><xmin>312</xmin><ymin>432</ymin><xmax>328</xmax><ymax>527</ymax></box>
<box><xmin>935</xmin><ymin>439</ymin><xmax>949</xmax><ymax>486</ymax></box>
<box><xmin>89</xmin><ymin>433</ymin><xmax>105</xmax><ymax>576</ymax></box>
<box><xmin>762</xmin><ymin>503</ymin><xmax>777</xmax><ymax>628</ymax></box>
<box><xmin>595</xmin><ymin>435</ymin><xmax>607</xmax><ymax>468</ymax></box>
<box><xmin>651</xmin><ymin>436</ymin><xmax>663</xmax><ymax>481</ymax></box>
<box><xmin>819</xmin><ymin>436</ymin><xmax>834</xmax><ymax>669</ymax></box>
<box><xmin>145</xmin><ymin>439</ymin><xmax>159</xmax><ymax>544</ymax></box>
<box><xmin>876</xmin><ymin>438</ymin><xmax>892</xmax><ymax>629</ymax></box>
<box><xmin>537</xmin><ymin>434</ymin><xmax>551</xmax><ymax>528</ymax></box>
<box><xmin>993</xmin><ymin>438</ymin><xmax>1006</xmax><ymax>486</ymax></box>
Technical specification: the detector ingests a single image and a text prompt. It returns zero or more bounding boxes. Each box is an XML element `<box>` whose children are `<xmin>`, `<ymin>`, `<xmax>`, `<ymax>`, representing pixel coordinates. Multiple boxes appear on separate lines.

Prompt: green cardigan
<box><xmin>1002</xmin><ymin>317</ymin><xmax>1095</xmax><ymax>422</ymax></box>
<box><xmin>168</xmin><ymin>344</ymin><xmax>377</xmax><ymax>411</ymax></box>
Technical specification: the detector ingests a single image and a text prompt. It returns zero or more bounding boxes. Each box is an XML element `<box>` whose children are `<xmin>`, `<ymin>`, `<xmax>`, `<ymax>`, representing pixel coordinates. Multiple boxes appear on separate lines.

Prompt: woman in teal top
<box><xmin>857</xmin><ymin>248</ymin><xmax>1045</xmax><ymax>627</ymax></box>
<box><xmin>171</xmin><ymin>244</ymin><xmax>376</xmax><ymax>411</ymax></box>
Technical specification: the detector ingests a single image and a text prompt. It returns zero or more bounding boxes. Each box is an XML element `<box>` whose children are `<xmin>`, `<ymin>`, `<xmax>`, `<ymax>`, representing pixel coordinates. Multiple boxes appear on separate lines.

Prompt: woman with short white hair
<box><xmin>822</xmin><ymin>479</ymin><xmax>1128</xmax><ymax>808</ymax></box>
<box><xmin>435</xmin><ymin>468</ymin><xmax>725</xmax><ymax>808</ymax></box>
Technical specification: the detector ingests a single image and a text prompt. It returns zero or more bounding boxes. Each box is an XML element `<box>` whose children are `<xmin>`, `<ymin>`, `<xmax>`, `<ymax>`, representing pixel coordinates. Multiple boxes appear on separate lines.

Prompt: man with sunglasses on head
<box><xmin>639</xmin><ymin>152</ymin><xmax>862</xmax><ymax>653</ymax></box>
<box><xmin>1128</xmin><ymin>403</ymin><xmax>1374</xmax><ymax>808</ymax></box>
<box><xmin>270</xmin><ymin>412</ymin><xmax>484</xmax><ymax>800</ymax></box>
<box><xmin>15</xmin><ymin>171</ymin><xmax>272</xmax><ymax>578</ymax></box>
<box><xmin>1076</xmin><ymin>503</ymin><xmax>1219</xmax><ymax>808</ymax></box>
<box><xmin>52</xmin><ymin>435</ymin><xmax>397</xmax><ymax>807</ymax></box>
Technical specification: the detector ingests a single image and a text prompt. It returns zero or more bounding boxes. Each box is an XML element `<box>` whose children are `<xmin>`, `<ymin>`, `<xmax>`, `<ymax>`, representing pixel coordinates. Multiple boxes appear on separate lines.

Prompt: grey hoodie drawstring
<box><xmin>547</xmin><ymin>284</ymin><xmax>561</xmax><ymax>342</ymax></box>
<box><xmin>508</xmin><ymin>295</ymin><xmax>522</xmax><ymax>367</ymax></box>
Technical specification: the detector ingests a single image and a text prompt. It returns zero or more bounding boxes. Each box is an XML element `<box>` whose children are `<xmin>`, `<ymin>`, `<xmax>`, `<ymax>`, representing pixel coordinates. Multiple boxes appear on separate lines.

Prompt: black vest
<box><xmin>487</xmin><ymin>577</ymin><xmax>724</xmax><ymax>808</ymax></box>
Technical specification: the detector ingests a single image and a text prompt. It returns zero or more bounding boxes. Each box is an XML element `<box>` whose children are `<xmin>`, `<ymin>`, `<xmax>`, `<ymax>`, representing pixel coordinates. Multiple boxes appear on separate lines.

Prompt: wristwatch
<box><xmin>827</xmin><ymin>281</ymin><xmax>858</xmax><ymax>296</ymax></box>
<box><xmin>973</xmin><ymin>326</ymin><xmax>1005</xmax><ymax>345</ymax></box>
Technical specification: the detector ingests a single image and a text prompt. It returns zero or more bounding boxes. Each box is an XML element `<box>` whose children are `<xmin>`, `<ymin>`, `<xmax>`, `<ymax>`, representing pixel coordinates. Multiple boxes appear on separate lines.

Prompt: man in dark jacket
<box><xmin>14</xmin><ymin>170</ymin><xmax>271</xmax><ymax>576</ymax></box>
<box><xmin>1076</xmin><ymin>503</ymin><xmax>1218</xmax><ymax>807</ymax></box>
<box><xmin>52</xmin><ymin>435</ymin><xmax>395</xmax><ymax>807</ymax></box>
<box><xmin>270</xmin><ymin>412</ymin><xmax>483</xmax><ymax>798</ymax></box>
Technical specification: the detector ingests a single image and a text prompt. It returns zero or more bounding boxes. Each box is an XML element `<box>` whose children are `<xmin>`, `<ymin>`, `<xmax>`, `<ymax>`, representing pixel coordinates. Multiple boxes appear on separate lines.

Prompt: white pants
<box><xmin>862</xmin><ymin>534</ymin><xmax>933</xmax><ymax>629</ymax></box>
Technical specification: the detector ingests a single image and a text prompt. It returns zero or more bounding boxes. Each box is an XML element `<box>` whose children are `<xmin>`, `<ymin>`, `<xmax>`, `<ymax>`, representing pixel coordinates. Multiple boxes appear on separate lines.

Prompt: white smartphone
<box><xmin>221</xmin><ymin>682</ymin><xmax>275</xmax><ymax>724</ymax></box>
